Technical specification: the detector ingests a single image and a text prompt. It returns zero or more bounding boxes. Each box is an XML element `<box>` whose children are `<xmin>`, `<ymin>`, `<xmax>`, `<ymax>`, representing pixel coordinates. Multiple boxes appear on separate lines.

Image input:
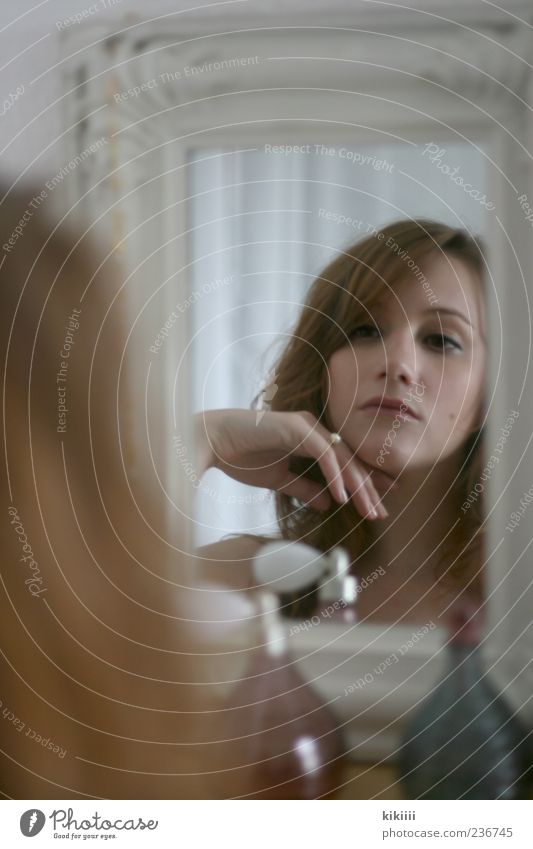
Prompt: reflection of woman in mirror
<box><xmin>195</xmin><ymin>219</ymin><xmax>486</xmax><ymax>625</ymax></box>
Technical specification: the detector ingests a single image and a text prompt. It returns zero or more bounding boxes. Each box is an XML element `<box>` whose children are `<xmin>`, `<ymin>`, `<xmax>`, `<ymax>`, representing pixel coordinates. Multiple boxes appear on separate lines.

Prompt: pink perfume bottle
<box><xmin>225</xmin><ymin>592</ymin><xmax>346</xmax><ymax>799</ymax></box>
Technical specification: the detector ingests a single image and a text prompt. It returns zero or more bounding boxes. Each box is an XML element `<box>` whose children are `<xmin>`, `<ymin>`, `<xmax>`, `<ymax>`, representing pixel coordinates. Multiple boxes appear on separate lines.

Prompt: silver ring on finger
<box><xmin>329</xmin><ymin>431</ymin><xmax>342</xmax><ymax>446</ymax></box>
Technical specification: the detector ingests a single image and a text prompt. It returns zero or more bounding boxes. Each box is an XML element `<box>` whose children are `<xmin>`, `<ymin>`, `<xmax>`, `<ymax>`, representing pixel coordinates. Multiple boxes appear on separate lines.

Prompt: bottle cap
<box><xmin>342</xmin><ymin>575</ymin><xmax>358</xmax><ymax>605</ymax></box>
<box><xmin>252</xmin><ymin>540</ymin><xmax>330</xmax><ymax>593</ymax></box>
<box><xmin>317</xmin><ymin>547</ymin><xmax>354</xmax><ymax>603</ymax></box>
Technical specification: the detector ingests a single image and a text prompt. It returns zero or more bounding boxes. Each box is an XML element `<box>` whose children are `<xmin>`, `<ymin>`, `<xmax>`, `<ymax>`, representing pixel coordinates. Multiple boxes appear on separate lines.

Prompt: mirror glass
<box><xmin>187</xmin><ymin>141</ymin><xmax>487</xmax><ymax>553</ymax></box>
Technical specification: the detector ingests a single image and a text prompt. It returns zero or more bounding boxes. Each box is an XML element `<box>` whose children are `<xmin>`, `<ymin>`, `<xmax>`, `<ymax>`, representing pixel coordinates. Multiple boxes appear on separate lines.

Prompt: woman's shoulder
<box><xmin>195</xmin><ymin>534</ymin><xmax>277</xmax><ymax>591</ymax></box>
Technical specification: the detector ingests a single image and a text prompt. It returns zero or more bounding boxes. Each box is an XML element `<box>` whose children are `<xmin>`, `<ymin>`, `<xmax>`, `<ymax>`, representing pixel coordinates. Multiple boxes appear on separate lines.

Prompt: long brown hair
<box><xmin>257</xmin><ymin>219</ymin><xmax>486</xmax><ymax>604</ymax></box>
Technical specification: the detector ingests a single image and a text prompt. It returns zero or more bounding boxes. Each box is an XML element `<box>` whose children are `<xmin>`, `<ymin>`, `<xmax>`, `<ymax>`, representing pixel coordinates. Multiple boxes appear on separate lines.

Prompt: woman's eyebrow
<box><xmin>423</xmin><ymin>307</ymin><xmax>474</xmax><ymax>328</ymax></box>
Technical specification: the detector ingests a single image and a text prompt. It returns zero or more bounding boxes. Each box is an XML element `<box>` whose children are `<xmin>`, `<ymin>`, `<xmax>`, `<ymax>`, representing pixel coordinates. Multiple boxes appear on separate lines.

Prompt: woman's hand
<box><xmin>195</xmin><ymin>409</ymin><xmax>397</xmax><ymax>520</ymax></box>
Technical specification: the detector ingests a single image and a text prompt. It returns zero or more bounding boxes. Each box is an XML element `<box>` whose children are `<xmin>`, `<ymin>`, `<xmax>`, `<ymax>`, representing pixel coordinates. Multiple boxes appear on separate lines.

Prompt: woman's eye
<box><xmin>427</xmin><ymin>333</ymin><xmax>462</xmax><ymax>351</ymax></box>
<box><xmin>351</xmin><ymin>324</ymin><xmax>381</xmax><ymax>339</ymax></box>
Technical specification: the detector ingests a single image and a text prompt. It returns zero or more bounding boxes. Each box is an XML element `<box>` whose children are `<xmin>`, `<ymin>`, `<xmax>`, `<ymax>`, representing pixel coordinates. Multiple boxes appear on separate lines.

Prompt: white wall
<box><xmin>1</xmin><ymin>0</ymin><xmax>531</xmax><ymax>185</ymax></box>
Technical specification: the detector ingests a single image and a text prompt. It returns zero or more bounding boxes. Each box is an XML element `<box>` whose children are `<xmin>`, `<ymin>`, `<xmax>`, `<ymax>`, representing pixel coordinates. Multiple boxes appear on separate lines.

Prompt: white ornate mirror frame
<box><xmin>59</xmin><ymin>13</ymin><xmax>533</xmax><ymax>760</ymax></box>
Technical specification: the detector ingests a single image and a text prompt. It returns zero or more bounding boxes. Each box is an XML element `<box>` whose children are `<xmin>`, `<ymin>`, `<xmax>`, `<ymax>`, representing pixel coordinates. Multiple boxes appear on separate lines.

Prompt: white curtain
<box><xmin>188</xmin><ymin>142</ymin><xmax>486</xmax><ymax>546</ymax></box>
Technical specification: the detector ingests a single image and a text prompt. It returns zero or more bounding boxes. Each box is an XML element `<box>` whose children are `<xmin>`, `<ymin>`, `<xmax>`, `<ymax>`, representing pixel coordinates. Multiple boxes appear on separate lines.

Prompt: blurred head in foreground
<box><xmin>0</xmin><ymin>184</ymin><xmax>253</xmax><ymax>799</ymax></box>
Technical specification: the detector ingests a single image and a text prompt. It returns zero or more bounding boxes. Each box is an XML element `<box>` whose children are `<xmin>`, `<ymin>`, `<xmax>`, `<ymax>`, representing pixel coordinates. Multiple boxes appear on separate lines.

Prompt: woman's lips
<box><xmin>360</xmin><ymin>394</ymin><xmax>421</xmax><ymax>420</ymax></box>
<box><xmin>361</xmin><ymin>404</ymin><xmax>419</xmax><ymax>420</ymax></box>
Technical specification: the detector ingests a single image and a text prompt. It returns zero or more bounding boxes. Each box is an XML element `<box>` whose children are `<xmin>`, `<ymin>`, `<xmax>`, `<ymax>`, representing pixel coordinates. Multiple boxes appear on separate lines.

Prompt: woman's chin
<box><xmin>352</xmin><ymin>434</ymin><xmax>404</xmax><ymax>467</ymax></box>
<box><xmin>355</xmin><ymin>440</ymin><xmax>419</xmax><ymax>474</ymax></box>
<box><xmin>377</xmin><ymin>450</ymin><xmax>437</xmax><ymax>476</ymax></box>
<box><xmin>373</xmin><ymin>454</ymin><xmax>405</xmax><ymax>474</ymax></box>
<box><xmin>339</xmin><ymin>431</ymin><xmax>429</xmax><ymax>473</ymax></box>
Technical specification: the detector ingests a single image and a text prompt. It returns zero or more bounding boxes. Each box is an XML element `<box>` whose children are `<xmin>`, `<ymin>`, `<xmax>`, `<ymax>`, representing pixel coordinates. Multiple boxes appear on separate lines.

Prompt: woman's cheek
<box><xmin>447</xmin><ymin>371</ymin><xmax>480</xmax><ymax>431</ymax></box>
<box><xmin>327</xmin><ymin>352</ymin><xmax>358</xmax><ymax>419</ymax></box>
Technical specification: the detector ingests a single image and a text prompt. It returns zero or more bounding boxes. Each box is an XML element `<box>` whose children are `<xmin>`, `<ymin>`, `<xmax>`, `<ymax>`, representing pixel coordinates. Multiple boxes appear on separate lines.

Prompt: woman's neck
<box><xmin>374</xmin><ymin>465</ymin><xmax>460</xmax><ymax>556</ymax></box>
<box><xmin>347</xmin><ymin>459</ymin><xmax>465</xmax><ymax>622</ymax></box>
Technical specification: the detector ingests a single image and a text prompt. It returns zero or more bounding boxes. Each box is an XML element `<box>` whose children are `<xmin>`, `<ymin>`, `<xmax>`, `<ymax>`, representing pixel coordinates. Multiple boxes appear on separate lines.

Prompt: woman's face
<box><xmin>325</xmin><ymin>252</ymin><xmax>486</xmax><ymax>474</ymax></box>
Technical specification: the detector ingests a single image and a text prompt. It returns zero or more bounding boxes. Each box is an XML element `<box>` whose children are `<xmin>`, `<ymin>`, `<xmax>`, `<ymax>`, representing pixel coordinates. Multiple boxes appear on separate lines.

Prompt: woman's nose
<box><xmin>378</xmin><ymin>332</ymin><xmax>419</xmax><ymax>386</ymax></box>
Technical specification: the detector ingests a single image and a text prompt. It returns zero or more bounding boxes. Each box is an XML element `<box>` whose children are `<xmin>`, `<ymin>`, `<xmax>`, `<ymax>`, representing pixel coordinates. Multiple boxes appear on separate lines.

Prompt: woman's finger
<box><xmin>362</xmin><ymin>465</ymin><xmax>399</xmax><ymax>493</ymax></box>
<box><xmin>279</xmin><ymin>474</ymin><xmax>333</xmax><ymax>512</ymax></box>
<box><xmin>328</xmin><ymin>441</ymin><xmax>392</xmax><ymax>519</ymax></box>
<box><xmin>362</xmin><ymin>470</ymin><xmax>388</xmax><ymax>518</ymax></box>
<box><xmin>293</xmin><ymin>415</ymin><xmax>386</xmax><ymax>517</ymax></box>
<box><xmin>288</xmin><ymin>415</ymin><xmax>349</xmax><ymax>505</ymax></box>
<box><xmin>338</xmin><ymin>454</ymin><xmax>384</xmax><ymax>519</ymax></box>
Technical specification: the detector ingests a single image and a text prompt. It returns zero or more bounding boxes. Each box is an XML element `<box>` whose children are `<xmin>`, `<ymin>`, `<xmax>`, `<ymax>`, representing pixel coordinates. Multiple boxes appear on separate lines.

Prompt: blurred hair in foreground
<box><xmin>0</xmin><ymin>183</ymin><xmax>253</xmax><ymax>799</ymax></box>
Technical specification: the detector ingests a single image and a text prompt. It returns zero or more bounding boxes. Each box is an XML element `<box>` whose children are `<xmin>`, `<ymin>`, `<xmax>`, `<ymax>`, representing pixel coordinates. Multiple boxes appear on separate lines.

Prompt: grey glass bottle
<box><xmin>399</xmin><ymin>620</ymin><xmax>531</xmax><ymax>800</ymax></box>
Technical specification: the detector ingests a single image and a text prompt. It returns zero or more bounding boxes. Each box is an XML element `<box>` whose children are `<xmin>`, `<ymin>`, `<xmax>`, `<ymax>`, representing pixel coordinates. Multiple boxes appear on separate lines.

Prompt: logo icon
<box><xmin>20</xmin><ymin>810</ymin><xmax>46</xmax><ymax>837</ymax></box>
<box><xmin>255</xmin><ymin>374</ymin><xmax>278</xmax><ymax>425</ymax></box>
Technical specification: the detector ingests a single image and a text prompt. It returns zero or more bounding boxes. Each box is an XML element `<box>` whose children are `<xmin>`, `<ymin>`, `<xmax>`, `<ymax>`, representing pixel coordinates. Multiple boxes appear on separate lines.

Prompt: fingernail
<box><xmin>342</xmin><ymin>487</ymin><xmax>349</xmax><ymax>503</ymax></box>
<box><xmin>363</xmin><ymin>492</ymin><xmax>377</xmax><ymax>518</ymax></box>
